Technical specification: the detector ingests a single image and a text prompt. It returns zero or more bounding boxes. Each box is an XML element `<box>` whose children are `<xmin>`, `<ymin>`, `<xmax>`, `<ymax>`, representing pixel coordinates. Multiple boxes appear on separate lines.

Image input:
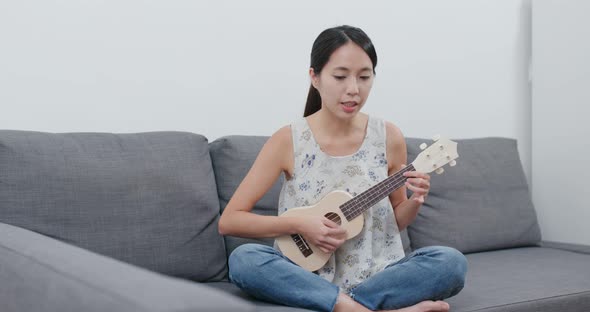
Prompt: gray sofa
<box><xmin>1</xmin><ymin>130</ymin><xmax>589</xmax><ymax>312</ymax></box>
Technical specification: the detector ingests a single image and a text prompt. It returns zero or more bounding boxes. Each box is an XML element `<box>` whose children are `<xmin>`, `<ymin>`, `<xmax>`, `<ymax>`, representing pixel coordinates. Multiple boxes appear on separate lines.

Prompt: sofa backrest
<box><xmin>0</xmin><ymin>130</ymin><xmax>227</xmax><ymax>282</ymax></box>
<box><xmin>211</xmin><ymin>135</ymin><xmax>541</xmax><ymax>257</ymax></box>
<box><xmin>405</xmin><ymin>137</ymin><xmax>542</xmax><ymax>253</ymax></box>
<box><xmin>0</xmin><ymin>130</ymin><xmax>542</xmax><ymax>281</ymax></box>
<box><xmin>209</xmin><ymin>135</ymin><xmax>284</xmax><ymax>256</ymax></box>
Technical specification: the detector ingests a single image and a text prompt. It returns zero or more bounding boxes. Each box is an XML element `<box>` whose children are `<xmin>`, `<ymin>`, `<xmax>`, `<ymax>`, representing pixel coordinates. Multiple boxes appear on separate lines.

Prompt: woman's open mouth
<box><xmin>340</xmin><ymin>101</ymin><xmax>358</xmax><ymax>113</ymax></box>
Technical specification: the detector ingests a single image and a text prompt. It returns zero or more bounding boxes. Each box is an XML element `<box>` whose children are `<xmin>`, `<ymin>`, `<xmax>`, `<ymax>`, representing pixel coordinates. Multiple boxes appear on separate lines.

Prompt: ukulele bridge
<box><xmin>291</xmin><ymin>234</ymin><xmax>313</xmax><ymax>257</ymax></box>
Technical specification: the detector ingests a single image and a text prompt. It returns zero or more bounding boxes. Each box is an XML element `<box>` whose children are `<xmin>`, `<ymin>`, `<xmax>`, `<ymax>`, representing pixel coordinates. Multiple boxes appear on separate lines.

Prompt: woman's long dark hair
<box><xmin>304</xmin><ymin>25</ymin><xmax>378</xmax><ymax>117</ymax></box>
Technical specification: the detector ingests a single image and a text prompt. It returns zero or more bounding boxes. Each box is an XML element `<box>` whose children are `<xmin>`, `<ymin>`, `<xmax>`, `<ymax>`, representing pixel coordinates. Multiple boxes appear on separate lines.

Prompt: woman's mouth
<box><xmin>340</xmin><ymin>101</ymin><xmax>358</xmax><ymax>113</ymax></box>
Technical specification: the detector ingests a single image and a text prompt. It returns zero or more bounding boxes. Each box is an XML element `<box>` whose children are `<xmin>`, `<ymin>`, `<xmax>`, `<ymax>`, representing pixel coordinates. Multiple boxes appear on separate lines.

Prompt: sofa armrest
<box><xmin>540</xmin><ymin>240</ymin><xmax>590</xmax><ymax>255</ymax></box>
<box><xmin>0</xmin><ymin>222</ymin><xmax>254</xmax><ymax>312</ymax></box>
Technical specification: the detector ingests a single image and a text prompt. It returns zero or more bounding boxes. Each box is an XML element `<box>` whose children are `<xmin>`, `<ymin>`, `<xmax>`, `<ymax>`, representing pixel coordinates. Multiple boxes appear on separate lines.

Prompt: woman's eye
<box><xmin>360</xmin><ymin>76</ymin><xmax>371</xmax><ymax>80</ymax></box>
<box><xmin>334</xmin><ymin>76</ymin><xmax>346</xmax><ymax>80</ymax></box>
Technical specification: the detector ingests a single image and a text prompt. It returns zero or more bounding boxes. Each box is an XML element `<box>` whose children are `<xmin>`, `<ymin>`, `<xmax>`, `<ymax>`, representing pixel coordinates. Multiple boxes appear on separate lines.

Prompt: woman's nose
<box><xmin>346</xmin><ymin>78</ymin><xmax>359</xmax><ymax>95</ymax></box>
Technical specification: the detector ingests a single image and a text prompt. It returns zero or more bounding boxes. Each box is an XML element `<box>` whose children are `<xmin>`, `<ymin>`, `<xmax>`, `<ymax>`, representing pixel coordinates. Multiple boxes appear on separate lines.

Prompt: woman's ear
<box><xmin>309</xmin><ymin>68</ymin><xmax>319</xmax><ymax>89</ymax></box>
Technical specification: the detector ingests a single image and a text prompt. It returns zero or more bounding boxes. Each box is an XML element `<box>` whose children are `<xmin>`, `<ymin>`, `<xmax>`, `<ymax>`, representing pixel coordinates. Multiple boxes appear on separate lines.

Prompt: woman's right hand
<box><xmin>296</xmin><ymin>215</ymin><xmax>347</xmax><ymax>253</ymax></box>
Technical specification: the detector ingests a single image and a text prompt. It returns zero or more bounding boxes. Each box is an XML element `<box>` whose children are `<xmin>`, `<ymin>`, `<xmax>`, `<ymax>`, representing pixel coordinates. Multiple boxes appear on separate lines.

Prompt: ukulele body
<box><xmin>276</xmin><ymin>190</ymin><xmax>364</xmax><ymax>272</ymax></box>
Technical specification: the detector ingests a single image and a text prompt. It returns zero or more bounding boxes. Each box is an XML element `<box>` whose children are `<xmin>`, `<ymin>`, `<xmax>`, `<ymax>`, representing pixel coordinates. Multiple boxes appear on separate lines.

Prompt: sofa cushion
<box><xmin>0</xmin><ymin>130</ymin><xmax>227</xmax><ymax>282</ymax></box>
<box><xmin>405</xmin><ymin>137</ymin><xmax>541</xmax><ymax>253</ymax></box>
<box><xmin>207</xmin><ymin>282</ymin><xmax>314</xmax><ymax>312</ymax></box>
<box><xmin>209</xmin><ymin>135</ymin><xmax>412</xmax><ymax>255</ymax></box>
<box><xmin>209</xmin><ymin>136</ymin><xmax>283</xmax><ymax>256</ymax></box>
<box><xmin>447</xmin><ymin>247</ymin><xmax>590</xmax><ymax>312</ymax></box>
<box><xmin>0</xmin><ymin>222</ymin><xmax>255</xmax><ymax>312</ymax></box>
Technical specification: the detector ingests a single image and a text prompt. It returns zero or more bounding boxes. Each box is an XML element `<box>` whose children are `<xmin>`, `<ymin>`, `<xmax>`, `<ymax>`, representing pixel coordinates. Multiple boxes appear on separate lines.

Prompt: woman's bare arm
<box><xmin>385</xmin><ymin>121</ymin><xmax>427</xmax><ymax>231</ymax></box>
<box><xmin>217</xmin><ymin>126</ymin><xmax>301</xmax><ymax>238</ymax></box>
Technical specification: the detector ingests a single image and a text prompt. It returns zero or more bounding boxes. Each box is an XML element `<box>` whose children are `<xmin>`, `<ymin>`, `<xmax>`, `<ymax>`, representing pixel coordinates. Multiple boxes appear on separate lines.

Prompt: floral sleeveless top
<box><xmin>274</xmin><ymin>115</ymin><xmax>405</xmax><ymax>293</ymax></box>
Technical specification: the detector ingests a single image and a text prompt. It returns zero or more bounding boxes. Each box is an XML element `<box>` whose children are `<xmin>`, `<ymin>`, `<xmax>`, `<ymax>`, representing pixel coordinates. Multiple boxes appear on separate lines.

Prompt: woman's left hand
<box><xmin>402</xmin><ymin>168</ymin><xmax>431</xmax><ymax>204</ymax></box>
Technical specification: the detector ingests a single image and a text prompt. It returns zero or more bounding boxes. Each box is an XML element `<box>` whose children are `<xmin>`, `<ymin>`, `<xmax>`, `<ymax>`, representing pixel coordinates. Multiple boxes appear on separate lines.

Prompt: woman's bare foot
<box><xmin>333</xmin><ymin>293</ymin><xmax>372</xmax><ymax>312</ymax></box>
<box><xmin>381</xmin><ymin>300</ymin><xmax>450</xmax><ymax>312</ymax></box>
<box><xmin>334</xmin><ymin>294</ymin><xmax>450</xmax><ymax>312</ymax></box>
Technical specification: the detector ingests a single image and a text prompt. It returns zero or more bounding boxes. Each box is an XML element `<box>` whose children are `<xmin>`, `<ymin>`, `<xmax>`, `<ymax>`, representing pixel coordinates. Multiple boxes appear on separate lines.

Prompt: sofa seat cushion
<box><xmin>0</xmin><ymin>130</ymin><xmax>227</xmax><ymax>282</ymax></box>
<box><xmin>1</xmin><ymin>222</ymin><xmax>253</xmax><ymax>312</ymax></box>
<box><xmin>448</xmin><ymin>247</ymin><xmax>590</xmax><ymax>312</ymax></box>
<box><xmin>209</xmin><ymin>246</ymin><xmax>590</xmax><ymax>312</ymax></box>
<box><xmin>406</xmin><ymin>137</ymin><xmax>541</xmax><ymax>253</ymax></box>
<box><xmin>206</xmin><ymin>282</ymin><xmax>314</xmax><ymax>312</ymax></box>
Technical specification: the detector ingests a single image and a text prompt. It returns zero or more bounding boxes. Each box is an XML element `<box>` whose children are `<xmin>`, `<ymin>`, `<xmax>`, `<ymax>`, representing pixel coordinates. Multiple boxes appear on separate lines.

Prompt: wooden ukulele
<box><xmin>276</xmin><ymin>136</ymin><xmax>459</xmax><ymax>271</ymax></box>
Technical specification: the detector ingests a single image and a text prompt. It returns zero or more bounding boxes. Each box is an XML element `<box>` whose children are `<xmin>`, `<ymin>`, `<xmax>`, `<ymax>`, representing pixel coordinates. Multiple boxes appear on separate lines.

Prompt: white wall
<box><xmin>532</xmin><ymin>0</ymin><xmax>590</xmax><ymax>245</ymax></box>
<box><xmin>0</xmin><ymin>0</ymin><xmax>533</xmax><ymax>180</ymax></box>
<box><xmin>15</xmin><ymin>1</ymin><xmax>590</xmax><ymax>244</ymax></box>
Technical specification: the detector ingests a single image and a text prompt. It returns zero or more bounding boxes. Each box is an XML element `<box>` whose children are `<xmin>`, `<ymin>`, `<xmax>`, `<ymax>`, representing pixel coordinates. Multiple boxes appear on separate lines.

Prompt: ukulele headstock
<box><xmin>411</xmin><ymin>135</ymin><xmax>458</xmax><ymax>174</ymax></box>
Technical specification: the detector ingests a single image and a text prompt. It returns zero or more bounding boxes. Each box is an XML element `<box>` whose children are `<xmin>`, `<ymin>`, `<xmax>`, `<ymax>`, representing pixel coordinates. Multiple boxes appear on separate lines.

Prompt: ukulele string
<box><xmin>323</xmin><ymin>165</ymin><xmax>414</xmax><ymax>223</ymax></box>
<box><xmin>340</xmin><ymin>165</ymin><xmax>414</xmax><ymax>219</ymax></box>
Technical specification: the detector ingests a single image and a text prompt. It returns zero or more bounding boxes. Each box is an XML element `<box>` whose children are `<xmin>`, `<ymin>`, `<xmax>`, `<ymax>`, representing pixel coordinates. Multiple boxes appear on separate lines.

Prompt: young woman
<box><xmin>218</xmin><ymin>25</ymin><xmax>467</xmax><ymax>312</ymax></box>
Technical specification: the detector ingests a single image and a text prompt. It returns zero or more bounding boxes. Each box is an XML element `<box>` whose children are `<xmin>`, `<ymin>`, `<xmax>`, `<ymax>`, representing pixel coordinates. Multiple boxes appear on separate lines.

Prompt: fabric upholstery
<box><xmin>540</xmin><ymin>240</ymin><xmax>590</xmax><ymax>255</ymax></box>
<box><xmin>0</xmin><ymin>222</ymin><xmax>254</xmax><ymax>312</ymax></box>
<box><xmin>405</xmin><ymin>137</ymin><xmax>541</xmax><ymax>253</ymax></box>
<box><xmin>209</xmin><ymin>135</ymin><xmax>283</xmax><ymax>255</ymax></box>
<box><xmin>207</xmin><ymin>282</ymin><xmax>314</xmax><ymax>312</ymax></box>
<box><xmin>447</xmin><ymin>247</ymin><xmax>590</xmax><ymax>312</ymax></box>
<box><xmin>2</xmin><ymin>131</ymin><xmax>589</xmax><ymax>312</ymax></box>
<box><xmin>0</xmin><ymin>130</ymin><xmax>227</xmax><ymax>281</ymax></box>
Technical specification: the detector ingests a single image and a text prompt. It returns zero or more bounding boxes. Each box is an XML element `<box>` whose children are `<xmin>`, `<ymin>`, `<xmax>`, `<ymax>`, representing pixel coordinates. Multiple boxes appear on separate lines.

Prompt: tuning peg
<box><xmin>432</xmin><ymin>134</ymin><xmax>441</xmax><ymax>141</ymax></box>
<box><xmin>435</xmin><ymin>167</ymin><xmax>444</xmax><ymax>174</ymax></box>
<box><xmin>419</xmin><ymin>143</ymin><xmax>427</xmax><ymax>150</ymax></box>
<box><xmin>449</xmin><ymin>160</ymin><xmax>457</xmax><ymax>167</ymax></box>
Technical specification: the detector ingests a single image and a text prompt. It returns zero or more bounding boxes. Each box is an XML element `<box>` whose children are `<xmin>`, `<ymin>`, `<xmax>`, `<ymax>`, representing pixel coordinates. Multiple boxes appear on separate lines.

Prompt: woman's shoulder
<box><xmin>366</xmin><ymin>115</ymin><xmax>404</xmax><ymax>146</ymax></box>
<box><xmin>382</xmin><ymin>120</ymin><xmax>404</xmax><ymax>143</ymax></box>
<box><xmin>266</xmin><ymin>124</ymin><xmax>293</xmax><ymax>150</ymax></box>
<box><xmin>366</xmin><ymin>115</ymin><xmax>401</xmax><ymax>137</ymax></box>
<box><xmin>267</xmin><ymin>117</ymin><xmax>308</xmax><ymax>146</ymax></box>
<box><xmin>380</xmin><ymin>119</ymin><xmax>407</xmax><ymax>170</ymax></box>
<box><xmin>252</xmin><ymin>124</ymin><xmax>294</xmax><ymax>176</ymax></box>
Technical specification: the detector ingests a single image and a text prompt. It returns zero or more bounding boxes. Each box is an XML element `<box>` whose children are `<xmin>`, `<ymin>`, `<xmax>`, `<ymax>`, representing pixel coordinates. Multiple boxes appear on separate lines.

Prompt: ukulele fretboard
<box><xmin>340</xmin><ymin>164</ymin><xmax>414</xmax><ymax>220</ymax></box>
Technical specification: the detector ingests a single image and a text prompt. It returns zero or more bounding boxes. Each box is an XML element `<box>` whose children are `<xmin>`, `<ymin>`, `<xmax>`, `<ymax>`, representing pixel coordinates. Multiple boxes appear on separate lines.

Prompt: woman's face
<box><xmin>310</xmin><ymin>42</ymin><xmax>374</xmax><ymax>119</ymax></box>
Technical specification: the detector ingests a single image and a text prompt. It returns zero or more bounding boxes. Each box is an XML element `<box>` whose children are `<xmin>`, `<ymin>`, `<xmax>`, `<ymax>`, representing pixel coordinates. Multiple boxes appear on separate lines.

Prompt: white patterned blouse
<box><xmin>274</xmin><ymin>115</ymin><xmax>406</xmax><ymax>294</ymax></box>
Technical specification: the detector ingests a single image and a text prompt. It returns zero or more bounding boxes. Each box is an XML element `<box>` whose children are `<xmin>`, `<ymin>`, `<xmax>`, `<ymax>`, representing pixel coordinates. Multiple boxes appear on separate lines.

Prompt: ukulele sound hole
<box><xmin>324</xmin><ymin>212</ymin><xmax>342</xmax><ymax>225</ymax></box>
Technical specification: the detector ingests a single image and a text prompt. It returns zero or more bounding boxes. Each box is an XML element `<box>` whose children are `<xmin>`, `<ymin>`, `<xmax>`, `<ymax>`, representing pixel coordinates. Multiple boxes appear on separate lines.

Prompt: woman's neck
<box><xmin>309</xmin><ymin>110</ymin><xmax>368</xmax><ymax>139</ymax></box>
<box><xmin>305</xmin><ymin>110</ymin><xmax>369</xmax><ymax>157</ymax></box>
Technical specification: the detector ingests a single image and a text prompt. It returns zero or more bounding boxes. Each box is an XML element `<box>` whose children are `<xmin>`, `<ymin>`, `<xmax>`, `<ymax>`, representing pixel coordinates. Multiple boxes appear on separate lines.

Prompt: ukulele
<box><xmin>276</xmin><ymin>135</ymin><xmax>458</xmax><ymax>271</ymax></box>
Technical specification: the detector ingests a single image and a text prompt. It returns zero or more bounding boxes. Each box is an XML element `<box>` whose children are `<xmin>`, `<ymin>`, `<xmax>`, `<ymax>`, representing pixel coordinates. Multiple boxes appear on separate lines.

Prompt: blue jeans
<box><xmin>228</xmin><ymin>243</ymin><xmax>467</xmax><ymax>312</ymax></box>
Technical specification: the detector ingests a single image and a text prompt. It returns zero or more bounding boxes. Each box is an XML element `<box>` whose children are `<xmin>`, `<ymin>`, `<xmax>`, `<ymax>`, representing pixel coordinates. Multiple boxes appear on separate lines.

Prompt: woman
<box><xmin>218</xmin><ymin>25</ymin><xmax>467</xmax><ymax>312</ymax></box>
